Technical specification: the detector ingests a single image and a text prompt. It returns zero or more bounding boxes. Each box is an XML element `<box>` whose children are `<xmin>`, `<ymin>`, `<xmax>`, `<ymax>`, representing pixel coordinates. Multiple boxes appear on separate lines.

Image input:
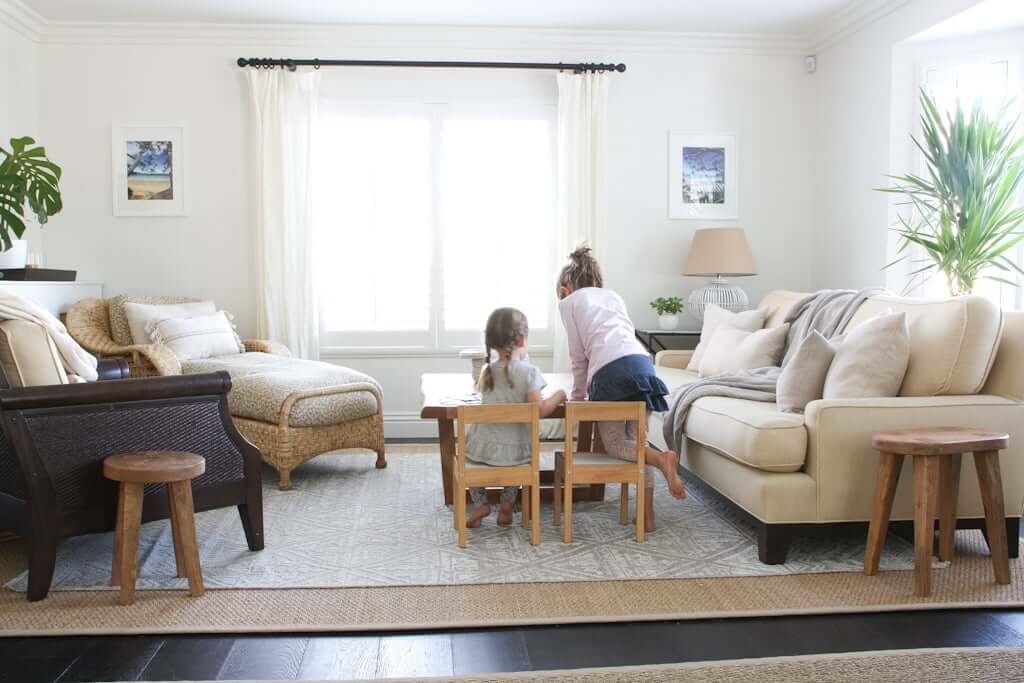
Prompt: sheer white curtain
<box><xmin>247</xmin><ymin>69</ymin><xmax>321</xmax><ymax>359</ymax></box>
<box><xmin>553</xmin><ymin>71</ymin><xmax>610</xmax><ymax>372</ymax></box>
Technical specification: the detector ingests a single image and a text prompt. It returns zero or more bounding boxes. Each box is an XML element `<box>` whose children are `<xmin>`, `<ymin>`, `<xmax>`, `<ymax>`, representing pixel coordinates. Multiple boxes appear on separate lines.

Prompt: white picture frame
<box><xmin>668</xmin><ymin>132</ymin><xmax>739</xmax><ymax>220</ymax></box>
<box><xmin>111</xmin><ymin>123</ymin><xmax>189</xmax><ymax>217</ymax></box>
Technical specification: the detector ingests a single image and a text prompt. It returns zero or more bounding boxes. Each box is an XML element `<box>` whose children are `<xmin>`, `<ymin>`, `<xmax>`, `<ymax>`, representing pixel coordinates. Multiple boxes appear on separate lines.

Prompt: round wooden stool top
<box><xmin>103</xmin><ymin>451</ymin><xmax>205</xmax><ymax>484</ymax></box>
<box><xmin>871</xmin><ymin>427</ymin><xmax>1009</xmax><ymax>456</ymax></box>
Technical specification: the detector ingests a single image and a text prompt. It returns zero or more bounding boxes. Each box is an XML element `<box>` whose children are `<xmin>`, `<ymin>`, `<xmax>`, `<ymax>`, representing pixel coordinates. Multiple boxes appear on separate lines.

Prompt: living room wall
<box><xmin>0</xmin><ymin>12</ymin><xmax>39</xmax><ymax>251</ymax></box>
<box><xmin>26</xmin><ymin>25</ymin><xmax>816</xmax><ymax>436</ymax></box>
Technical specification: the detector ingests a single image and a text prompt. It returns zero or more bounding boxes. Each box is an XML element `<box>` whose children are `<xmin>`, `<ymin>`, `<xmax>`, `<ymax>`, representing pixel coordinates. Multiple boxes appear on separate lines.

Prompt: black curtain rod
<box><xmin>236</xmin><ymin>57</ymin><xmax>626</xmax><ymax>73</ymax></box>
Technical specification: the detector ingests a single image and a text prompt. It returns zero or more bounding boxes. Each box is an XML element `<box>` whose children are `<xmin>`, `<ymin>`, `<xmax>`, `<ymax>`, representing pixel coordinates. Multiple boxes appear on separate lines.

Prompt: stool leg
<box><xmin>974</xmin><ymin>450</ymin><xmax>1011</xmax><ymax>585</ymax></box>
<box><xmin>619</xmin><ymin>483</ymin><xmax>629</xmax><ymax>526</ymax></box>
<box><xmin>913</xmin><ymin>455</ymin><xmax>940</xmax><ymax>597</ymax></box>
<box><xmin>865</xmin><ymin>452</ymin><xmax>904</xmax><ymax>576</ymax></box>
<box><xmin>116</xmin><ymin>482</ymin><xmax>144</xmax><ymax>606</ymax></box>
<box><xmin>168</xmin><ymin>488</ymin><xmax>187</xmax><ymax>578</ymax></box>
<box><xmin>111</xmin><ymin>483</ymin><xmax>125</xmax><ymax>587</ymax></box>
<box><xmin>168</xmin><ymin>481</ymin><xmax>205</xmax><ymax>597</ymax></box>
<box><xmin>938</xmin><ymin>454</ymin><xmax>962</xmax><ymax>562</ymax></box>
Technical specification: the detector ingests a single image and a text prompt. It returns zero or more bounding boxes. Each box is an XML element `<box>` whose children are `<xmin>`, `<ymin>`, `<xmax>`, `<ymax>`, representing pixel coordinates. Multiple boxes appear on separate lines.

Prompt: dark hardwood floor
<box><xmin>3</xmin><ymin>609</ymin><xmax>1024</xmax><ymax>682</ymax></box>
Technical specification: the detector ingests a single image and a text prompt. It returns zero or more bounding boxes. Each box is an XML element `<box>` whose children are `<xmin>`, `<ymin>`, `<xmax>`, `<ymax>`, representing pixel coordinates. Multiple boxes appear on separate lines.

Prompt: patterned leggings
<box><xmin>469</xmin><ymin>486</ymin><xmax>518</xmax><ymax>507</ymax></box>
<box><xmin>597</xmin><ymin>411</ymin><xmax>657</xmax><ymax>482</ymax></box>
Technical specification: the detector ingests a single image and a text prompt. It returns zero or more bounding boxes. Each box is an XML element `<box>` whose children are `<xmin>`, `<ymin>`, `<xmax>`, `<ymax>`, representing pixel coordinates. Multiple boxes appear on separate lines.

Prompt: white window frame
<box><xmin>315</xmin><ymin>95</ymin><xmax>558</xmax><ymax>355</ymax></box>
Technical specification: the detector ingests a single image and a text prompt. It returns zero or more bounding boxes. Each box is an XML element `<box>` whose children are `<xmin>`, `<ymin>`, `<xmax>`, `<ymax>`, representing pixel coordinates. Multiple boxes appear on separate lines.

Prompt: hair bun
<box><xmin>569</xmin><ymin>245</ymin><xmax>594</xmax><ymax>262</ymax></box>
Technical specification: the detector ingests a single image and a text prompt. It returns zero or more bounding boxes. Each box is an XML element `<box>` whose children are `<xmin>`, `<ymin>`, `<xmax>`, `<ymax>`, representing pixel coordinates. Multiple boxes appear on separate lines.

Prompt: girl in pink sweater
<box><xmin>557</xmin><ymin>247</ymin><xmax>685</xmax><ymax>530</ymax></box>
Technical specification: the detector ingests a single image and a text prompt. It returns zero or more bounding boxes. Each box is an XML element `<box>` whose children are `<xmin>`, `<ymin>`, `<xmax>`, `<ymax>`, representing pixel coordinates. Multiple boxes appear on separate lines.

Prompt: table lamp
<box><xmin>683</xmin><ymin>227</ymin><xmax>757</xmax><ymax>322</ymax></box>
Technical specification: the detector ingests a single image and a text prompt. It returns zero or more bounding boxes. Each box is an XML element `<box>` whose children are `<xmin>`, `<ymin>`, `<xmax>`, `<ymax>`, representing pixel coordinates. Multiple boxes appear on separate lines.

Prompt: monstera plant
<box><xmin>0</xmin><ymin>136</ymin><xmax>63</xmax><ymax>252</ymax></box>
<box><xmin>881</xmin><ymin>91</ymin><xmax>1024</xmax><ymax>296</ymax></box>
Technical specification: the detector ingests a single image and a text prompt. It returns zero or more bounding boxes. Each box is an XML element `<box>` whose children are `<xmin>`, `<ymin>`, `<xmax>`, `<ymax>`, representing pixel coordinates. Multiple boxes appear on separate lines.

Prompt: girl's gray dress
<box><xmin>465</xmin><ymin>360</ymin><xmax>546</xmax><ymax>505</ymax></box>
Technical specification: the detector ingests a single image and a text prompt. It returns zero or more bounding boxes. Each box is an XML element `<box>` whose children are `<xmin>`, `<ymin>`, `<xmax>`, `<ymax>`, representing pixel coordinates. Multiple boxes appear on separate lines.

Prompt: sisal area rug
<box><xmin>1</xmin><ymin>446</ymin><xmax>1022</xmax><ymax>636</ymax></box>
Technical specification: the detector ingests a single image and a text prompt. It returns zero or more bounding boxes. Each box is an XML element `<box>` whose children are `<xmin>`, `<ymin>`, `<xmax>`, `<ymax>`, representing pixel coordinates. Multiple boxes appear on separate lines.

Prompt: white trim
<box><xmin>806</xmin><ymin>0</ymin><xmax>912</xmax><ymax>52</ymax></box>
<box><xmin>384</xmin><ymin>411</ymin><xmax>437</xmax><ymax>439</ymax></box>
<box><xmin>0</xmin><ymin>0</ymin><xmax>45</xmax><ymax>41</ymax></box>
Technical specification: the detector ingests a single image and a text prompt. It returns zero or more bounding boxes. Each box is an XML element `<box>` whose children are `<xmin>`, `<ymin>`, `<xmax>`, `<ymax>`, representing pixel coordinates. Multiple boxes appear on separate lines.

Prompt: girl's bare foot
<box><xmin>661</xmin><ymin>451</ymin><xmax>686</xmax><ymax>499</ymax></box>
<box><xmin>497</xmin><ymin>501</ymin><xmax>514</xmax><ymax>526</ymax></box>
<box><xmin>466</xmin><ymin>504</ymin><xmax>491</xmax><ymax>528</ymax></box>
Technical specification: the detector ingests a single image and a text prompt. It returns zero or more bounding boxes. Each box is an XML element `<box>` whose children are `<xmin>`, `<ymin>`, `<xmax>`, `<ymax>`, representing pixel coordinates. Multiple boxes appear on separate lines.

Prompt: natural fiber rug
<box><xmin>5</xmin><ymin>448</ymin><xmax>920</xmax><ymax>593</ymax></box>
<box><xmin>351</xmin><ymin>648</ymin><xmax>1024</xmax><ymax>682</ymax></box>
<box><xmin>1</xmin><ymin>446</ymin><xmax>1022</xmax><ymax>636</ymax></box>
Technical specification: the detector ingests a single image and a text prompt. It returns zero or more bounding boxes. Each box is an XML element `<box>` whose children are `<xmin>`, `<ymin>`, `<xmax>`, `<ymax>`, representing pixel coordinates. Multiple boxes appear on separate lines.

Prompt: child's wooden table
<box><xmin>420</xmin><ymin>373</ymin><xmax>606</xmax><ymax>506</ymax></box>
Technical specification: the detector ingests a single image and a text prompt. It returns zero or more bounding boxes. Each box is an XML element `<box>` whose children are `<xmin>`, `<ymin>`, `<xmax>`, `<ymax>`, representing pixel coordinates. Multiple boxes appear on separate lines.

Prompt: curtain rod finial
<box><xmin>237</xmin><ymin>57</ymin><xmax>249</xmax><ymax>67</ymax></box>
<box><xmin>615</xmin><ymin>63</ymin><xmax>626</xmax><ymax>73</ymax></box>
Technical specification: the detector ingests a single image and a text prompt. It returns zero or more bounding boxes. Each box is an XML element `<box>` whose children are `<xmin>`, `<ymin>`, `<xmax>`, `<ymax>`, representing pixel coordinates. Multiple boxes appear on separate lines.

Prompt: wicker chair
<box><xmin>67</xmin><ymin>297</ymin><xmax>386</xmax><ymax>490</ymax></box>
<box><xmin>0</xmin><ymin>320</ymin><xmax>264</xmax><ymax>601</ymax></box>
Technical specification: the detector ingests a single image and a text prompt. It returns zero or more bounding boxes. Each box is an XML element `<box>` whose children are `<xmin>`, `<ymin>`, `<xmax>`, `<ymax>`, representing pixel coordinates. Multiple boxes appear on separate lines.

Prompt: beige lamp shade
<box><xmin>683</xmin><ymin>227</ymin><xmax>757</xmax><ymax>277</ymax></box>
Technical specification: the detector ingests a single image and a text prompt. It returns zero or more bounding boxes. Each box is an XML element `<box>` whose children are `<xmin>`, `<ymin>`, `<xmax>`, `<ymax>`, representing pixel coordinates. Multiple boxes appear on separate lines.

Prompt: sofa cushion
<box><xmin>847</xmin><ymin>294</ymin><xmax>1002</xmax><ymax>396</ymax></box>
<box><xmin>182</xmin><ymin>352</ymin><xmax>382</xmax><ymax>427</ymax></box>
<box><xmin>687</xmin><ymin>305</ymin><xmax>767</xmax><ymax>372</ymax></box>
<box><xmin>684</xmin><ymin>396</ymin><xmax>807</xmax><ymax>473</ymax></box>
<box><xmin>109</xmin><ymin>295</ymin><xmax>201</xmax><ymax>346</ymax></box>
<box><xmin>123</xmin><ymin>299</ymin><xmax>216</xmax><ymax>344</ymax></box>
<box><xmin>0</xmin><ymin>319</ymin><xmax>69</xmax><ymax>387</ymax></box>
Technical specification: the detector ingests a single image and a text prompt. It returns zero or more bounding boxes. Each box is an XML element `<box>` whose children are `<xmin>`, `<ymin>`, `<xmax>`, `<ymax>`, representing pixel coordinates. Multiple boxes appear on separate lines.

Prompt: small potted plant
<box><xmin>650</xmin><ymin>296</ymin><xmax>684</xmax><ymax>330</ymax></box>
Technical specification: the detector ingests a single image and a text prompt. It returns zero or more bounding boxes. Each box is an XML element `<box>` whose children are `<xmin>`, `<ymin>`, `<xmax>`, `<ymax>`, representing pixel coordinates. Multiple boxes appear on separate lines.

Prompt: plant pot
<box><xmin>657</xmin><ymin>314</ymin><xmax>680</xmax><ymax>330</ymax></box>
<box><xmin>0</xmin><ymin>240</ymin><xmax>28</xmax><ymax>269</ymax></box>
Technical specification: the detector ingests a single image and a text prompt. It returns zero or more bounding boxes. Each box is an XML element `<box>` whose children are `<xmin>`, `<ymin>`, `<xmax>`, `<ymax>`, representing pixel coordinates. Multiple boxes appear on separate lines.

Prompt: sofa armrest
<box><xmin>0</xmin><ymin>371</ymin><xmax>232</xmax><ymax>411</ymax></box>
<box><xmin>243</xmin><ymin>339</ymin><xmax>292</xmax><ymax>357</ymax></box>
<box><xmin>654</xmin><ymin>350</ymin><xmax>693</xmax><ymax>370</ymax></box>
<box><xmin>803</xmin><ymin>395</ymin><xmax>1024</xmax><ymax>521</ymax></box>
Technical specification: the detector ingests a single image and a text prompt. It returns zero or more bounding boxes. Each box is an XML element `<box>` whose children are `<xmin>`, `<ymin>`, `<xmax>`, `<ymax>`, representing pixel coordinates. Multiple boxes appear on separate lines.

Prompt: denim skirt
<box><xmin>587</xmin><ymin>354</ymin><xmax>670</xmax><ymax>412</ymax></box>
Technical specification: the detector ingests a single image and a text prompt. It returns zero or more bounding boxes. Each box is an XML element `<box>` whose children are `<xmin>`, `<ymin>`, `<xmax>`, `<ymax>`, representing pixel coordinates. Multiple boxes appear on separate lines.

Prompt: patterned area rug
<box><xmin>5</xmin><ymin>448</ymin><xmax>921</xmax><ymax>593</ymax></box>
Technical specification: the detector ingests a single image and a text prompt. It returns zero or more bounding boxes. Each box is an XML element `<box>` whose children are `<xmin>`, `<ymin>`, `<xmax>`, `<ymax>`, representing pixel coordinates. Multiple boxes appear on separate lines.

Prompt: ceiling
<box><xmin>20</xmin><ymin>0</ymin><xmax>857</xmax><ymax>35</ymax></box>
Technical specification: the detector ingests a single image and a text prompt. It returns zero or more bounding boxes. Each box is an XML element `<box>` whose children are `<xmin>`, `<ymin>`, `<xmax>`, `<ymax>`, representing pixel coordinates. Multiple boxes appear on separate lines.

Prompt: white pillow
<box><xmin>777</xmin><ymin>331</ymin><xmax>837</xmax><ymax>413</ymax></box>
<box><xmin>822</xmin><ymin>312</ymin><xmax>910</xmax><ymax>399</ymax></box>
<box><xmin>699</xmin><ymin>324</ymin><xmax>790</xmax><ymax>377</ymax></box>
<box><xmin>145</xmin><ymin>311</ymin><xmax>244</xmax><ymax>361</ymax></box>
<box><xmin>688</xmin><ymin>305</ymin><xmax>768</xmax><ymax>372</ymax></box>
<box><xmin>123</xmin><ymin>300</ymin><xmax>217</xmax><ymax>345</ymax></box>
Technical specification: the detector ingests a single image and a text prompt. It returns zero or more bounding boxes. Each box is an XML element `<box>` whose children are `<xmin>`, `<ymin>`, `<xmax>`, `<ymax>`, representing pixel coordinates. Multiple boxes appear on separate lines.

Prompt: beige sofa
<box><xmin>651</xmin><ymin>290</ymin><xmax>1024</xmax><ymax>564</ymax></box>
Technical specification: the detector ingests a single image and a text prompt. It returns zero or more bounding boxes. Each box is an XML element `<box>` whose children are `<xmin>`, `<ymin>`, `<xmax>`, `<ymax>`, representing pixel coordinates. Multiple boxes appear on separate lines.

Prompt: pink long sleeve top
<box><xmin>558</xmin><ymin>287</ymin><xmax>649</xmax><ymax>400</ymax></box>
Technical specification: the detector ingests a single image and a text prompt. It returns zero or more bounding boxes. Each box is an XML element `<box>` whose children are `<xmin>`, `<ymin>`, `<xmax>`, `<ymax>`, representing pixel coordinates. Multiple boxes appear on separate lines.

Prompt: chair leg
<box><xmin>278</xmin><ymin>468</ymin><xmax>293</xmax><ymax>491</ymax></box>
<box><xmin>553</xmin><ymin>458</ymin><xmax>563</xmax><ymax>527</ymax></box>
<box><xmin>116</xmin><ymin>482</ymin><xmax>145</xmax><ymax>606</ymax></box>
<box><xmin>975</xmin><ymin>450</ymin><xmax>1011</xmax><ymax>585</ymax></box>
<box><xmin>375</xmin><ymin>448</ymin><xmax>387</xmax><ymax>469</ymax></box>
<box><xmin>26</xmin><ymin>513</ymin><xmax>58</xmax><ymax>602</ymax></box>
<box><xmin>635</xmin><ymin>477</ymin><xmax>645</xmax><ymax>544</ymax></box>
<box><xmin>521</xmin><ymin>486</ymin><xmax>530</xmax><ymax>529</ymax></box>
<box><xmin>531</xmin><ymin>478</ymin><xmax>541</xmax><ymax>546</ymax></box>
<box><xmin>168</xmin><ymin>482</ymin><xmax>205</xmax><ymax>598</ymax></box>
<box><xmin>938</xmin><ymin>454</ymin><xmax>962</xmax><ymax>562</ymax></box>
<box><xmin>619</xmin><ymin>483</ymin><xmax>629</xmax><ymax>526</ymax></box>
<box><xmin>563</xmin><ymin>472</ymin><xmax>573</xmax><ymax>544</ymax></box>
<box><xmin>237</xmin><ymin>503</ymin><xmax>265</xmax><ymax>552</ymax></box>
<box><xmin>455</xmin><ymin>477</ymin><xmax>467</xmax><ymax>548</ymax></box>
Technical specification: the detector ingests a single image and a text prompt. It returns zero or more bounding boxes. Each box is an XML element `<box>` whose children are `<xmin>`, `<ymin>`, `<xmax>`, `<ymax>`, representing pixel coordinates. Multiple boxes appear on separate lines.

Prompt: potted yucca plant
<box><xmin>881</xmin><ymin>91</ymin><xmax>1024</xmax><ymax>296</ymax></box>
<box><xmin>0</xmin><ymin>136</ymin><xmax>63</xmax><ymax>268</ymax></box>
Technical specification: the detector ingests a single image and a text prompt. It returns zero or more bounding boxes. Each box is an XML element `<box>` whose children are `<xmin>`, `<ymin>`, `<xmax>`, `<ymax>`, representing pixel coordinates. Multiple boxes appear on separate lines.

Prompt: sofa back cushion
<box><xmin>983</xmin><ymin>311</ymin><xmax>1024</xmax><ymax>400</ymax></box>
<box><xmin>0</xmin><ymin>319</ymin><xmax>69</xmax><ymax>387</ymax></box>
<box><xmin>758</xmin><ymin>290</ymin><xmax>808</xmax><ymax>328</ymax></box>
<box><xmin>108</xmin><ymin>295</ymin><xmax>201</xmax><ymax>346</ymax></box>
<box><xmin>847</xmin><ymin>294</ymin><xmax>1002</xmax><ymax>396</ymax></box>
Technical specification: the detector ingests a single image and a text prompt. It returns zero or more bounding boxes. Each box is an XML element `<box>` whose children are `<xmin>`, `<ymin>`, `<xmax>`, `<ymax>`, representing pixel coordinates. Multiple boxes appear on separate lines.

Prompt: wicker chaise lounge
<box><xmin>67</xmin><ymin>296</ymin><xmax>386</xmax><ymax>490</ymax></box>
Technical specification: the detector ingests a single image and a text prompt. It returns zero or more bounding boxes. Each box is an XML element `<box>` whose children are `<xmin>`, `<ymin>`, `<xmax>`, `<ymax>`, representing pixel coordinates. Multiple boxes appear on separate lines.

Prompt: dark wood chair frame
<box><xmin>0</xmin><ymin>362</ymin><xmax>264</xmax><ymax>601</ymax></box>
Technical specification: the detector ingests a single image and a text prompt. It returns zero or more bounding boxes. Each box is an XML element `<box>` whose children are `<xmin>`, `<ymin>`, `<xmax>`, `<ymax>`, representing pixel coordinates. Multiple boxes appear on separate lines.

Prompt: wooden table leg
<box><xmin>913</xmin><ymin>455</ymin><xmax>940</xmax><ymax>597</ymax></box>
<box><xmin>974</xmin><ymin>450</ymin><xmax>1011</xmax><ymax>585</ymax></box>
<box><xmin>116</xmin><ymin>482</ymin><xmax>144</xmax><ymax>606</ymax></box>
<box><xmin>865</xmin><ymin>452</ymin><xmax>903</xmax><ymax>576</ymax></box>
<box><xmin>438</xmin><ymin>418</ymin><xmax>456</xmax><ymax>507</ymax></box>
<box><xmin>168</xmin><ymin>481</ymin><xmax>205</xmax><ymax>598</ymax></box>
<box><xmin>938</xmin><ymin>454</ymin><xmax>962</xmax><ymax>562</ymax></box>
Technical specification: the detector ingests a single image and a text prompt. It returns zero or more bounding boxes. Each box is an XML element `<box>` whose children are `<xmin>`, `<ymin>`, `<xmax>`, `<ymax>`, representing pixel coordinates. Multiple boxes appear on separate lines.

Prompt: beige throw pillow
<box><xmin>699</xmin><ymin>324</ymin><xmax>790</xmax><ymax>377</ymax></box>
<box><xmin>822</xmin><ymin>312</ymin><xmax>910</xmax><ymax>400</ymax></box>
<box><xmin>123</xmin><ymin>300</ymin><xmax>217</xmax><ymax>345</ymax></box>
<box><xmin>145</xmin><ymin>311</ymin><xmax>244</xmax><ymax>361</ymax></box>
<box><xmin>688</xmin><ymin>305</ymin><xmax>768</xmax><ymax>372</ymax></box>
<box><xmin>777</xmin><ymin>331</ymin><xmax>836</xmax><ymax>413</ymax></box>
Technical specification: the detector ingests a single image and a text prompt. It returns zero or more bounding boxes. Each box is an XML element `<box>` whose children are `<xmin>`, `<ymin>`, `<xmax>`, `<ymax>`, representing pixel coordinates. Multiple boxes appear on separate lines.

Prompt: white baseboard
<box><xmin>384</xmin><ymin>411</ymin><xmax>437</xmax><ymax>440</ymax></box>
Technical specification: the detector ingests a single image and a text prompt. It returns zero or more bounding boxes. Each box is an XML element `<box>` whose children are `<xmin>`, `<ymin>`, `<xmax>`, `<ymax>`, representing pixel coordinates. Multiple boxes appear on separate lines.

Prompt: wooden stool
<box><xmin>865</xmin><ymin>428</ymin><xmax>1011</xmax><ymax>597</ymax></box>
<box><xmin>104</xmin><ymin>451</ymin><xmax>206</xmax><ymax>605</ymax></box>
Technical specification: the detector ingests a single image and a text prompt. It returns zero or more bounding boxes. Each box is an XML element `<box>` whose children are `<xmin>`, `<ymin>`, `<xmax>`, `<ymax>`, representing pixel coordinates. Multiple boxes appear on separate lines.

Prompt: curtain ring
<box><xmin>313</xmin><ymin>58</ymin><xmax>321</xmax><ymax>70</ymax></box>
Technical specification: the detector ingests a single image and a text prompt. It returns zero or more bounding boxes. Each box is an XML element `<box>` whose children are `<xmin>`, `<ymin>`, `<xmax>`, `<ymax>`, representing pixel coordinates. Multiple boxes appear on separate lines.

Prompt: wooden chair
<box><xmin>554</xmin><ymin>401</ymin><xmax>647</xmax><ymax>544</ymax></box>
<box><xmin>455</xmin><ymin>404</ymin><xmax>541</xmax><ymax>548</ymax></box>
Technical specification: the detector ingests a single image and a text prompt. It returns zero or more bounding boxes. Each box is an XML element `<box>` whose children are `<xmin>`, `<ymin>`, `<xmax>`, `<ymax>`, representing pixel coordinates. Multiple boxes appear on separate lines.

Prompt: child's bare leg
<box><xmin>598</xmin><ymin>420</ymin><xmax>686</xmax><ymax>500</ymax></box>
<box><xmin>466</xmin><ymin>487</ymin><xmax>491</xmax><ymax>528</ymax></box>
<box><xmin>644</xmin><ymin>447</ymin><xmax>686</xmax><ymax>500</ymax></box>
<box><xmin>497</xmin><ymin>486</ymin><xmax>517</xmax><ymax>526</ymax></box>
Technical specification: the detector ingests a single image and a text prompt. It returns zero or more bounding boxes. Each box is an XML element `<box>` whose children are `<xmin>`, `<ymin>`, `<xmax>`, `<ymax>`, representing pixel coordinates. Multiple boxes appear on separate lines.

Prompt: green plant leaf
<box><xmin>0</xmin><ymin>137</ymin><xmax>62</xmax><ymax>246</ymax></box>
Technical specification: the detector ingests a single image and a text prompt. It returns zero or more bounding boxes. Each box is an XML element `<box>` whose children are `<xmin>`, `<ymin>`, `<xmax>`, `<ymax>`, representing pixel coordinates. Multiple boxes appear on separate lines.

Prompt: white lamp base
<box><xmin>688</xmin><ymin>278</ymin><xmax>749</xmax><ymax>323</ymax></box>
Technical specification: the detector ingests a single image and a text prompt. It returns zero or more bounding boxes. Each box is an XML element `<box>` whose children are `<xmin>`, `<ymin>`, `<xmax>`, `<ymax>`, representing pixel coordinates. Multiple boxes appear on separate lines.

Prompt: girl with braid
<box><xmin>464</xmin><ymin>307</ymin><xmax>566</xmax><ymax>528</ymax></box>
<box><xmin>557</xmin><ymin>247</ymin><xmax>685</xmax><ymax>532</ymax></box>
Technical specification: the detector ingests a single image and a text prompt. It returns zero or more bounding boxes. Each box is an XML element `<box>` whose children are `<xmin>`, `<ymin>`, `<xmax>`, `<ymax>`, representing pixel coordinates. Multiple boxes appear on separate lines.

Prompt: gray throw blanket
<box><xmin>662</xmin><ymin>288</ymin><xmax>884</xmax><ymax>453</ymax></box>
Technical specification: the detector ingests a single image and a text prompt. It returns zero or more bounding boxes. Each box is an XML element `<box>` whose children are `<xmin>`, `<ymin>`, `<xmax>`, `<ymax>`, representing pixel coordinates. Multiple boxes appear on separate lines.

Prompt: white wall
<box><xmin>810</xmin><ymin>0</ymin><xmax>985</xmax><ymax>290</ymax></box>
<box><xmin>0</xmin><ymin>16</ymin><xmax>39</xmax><ymax>251</ymax></box>
<box><xmin>27</xmin><ymin>26</ymin><xmax>815</xmax><ymax>436</ymax></box>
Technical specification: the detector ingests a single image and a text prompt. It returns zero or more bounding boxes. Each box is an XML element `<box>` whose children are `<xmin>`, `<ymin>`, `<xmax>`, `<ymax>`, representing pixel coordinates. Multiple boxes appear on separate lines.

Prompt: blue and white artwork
<box><xmin>126</xmin><ymin>140</ymin><xmax>173</xmax><ymax>200</ymax></box>
<box><xmin>681</xmin><ymin>146</ymin><xmax>725</xmax><ymax>205</ymax></box>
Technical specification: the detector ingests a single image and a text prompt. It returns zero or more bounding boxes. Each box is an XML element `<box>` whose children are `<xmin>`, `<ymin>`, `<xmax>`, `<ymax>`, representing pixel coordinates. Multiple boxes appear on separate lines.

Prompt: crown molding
<box><xmin>805</xmin><ymin>0</ymin><xmax>912</xmax><ymax>52</ymax></box>
<box><xmin>0</xmin><ymin>0</ymin><xmax>45</xmax><ymax>40</ymax></box>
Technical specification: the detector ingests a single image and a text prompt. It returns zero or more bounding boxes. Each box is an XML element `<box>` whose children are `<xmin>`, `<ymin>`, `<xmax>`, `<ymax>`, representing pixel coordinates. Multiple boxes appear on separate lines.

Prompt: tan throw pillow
<box><xmin>145</xmin><ymin>311</ymin><xmax>244</xmax><ymax>361</ymax></box>
<box><xmin>123</xmin><ymin>300</ymin><xmax>217</xmax><ymax>345</ymax></box>
<box><xmin>823</xmin><ymin>312</ymin><xmax>910</xmax><ymax>400</ymax></box>
<box><xmin>109</xmin><ymin>295</ymin><xmax>204</xmax><ymax>346</ymax></box>
<box><xmin>688</xmin><ymin>305</ymin><xmax>768</xmax><ymax>372</ymax></box>
<box><xmin>777</xmin><ymin>331</ymin><xmax>836</xmax><ymax>413</ymax></box>
<box><xmin>699</xmin><ymin>324</ymin><xmax>790</xmax><ymax>377</ymax></box>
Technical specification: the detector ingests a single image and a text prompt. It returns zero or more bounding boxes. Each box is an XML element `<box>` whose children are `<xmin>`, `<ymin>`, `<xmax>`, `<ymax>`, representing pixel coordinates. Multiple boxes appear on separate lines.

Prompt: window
<box><xmin>916</xmin><ymin>57</ymin><xmax>1023</xmax><ymax>307</ymax></box>
<box><xmin>313</xmin><ymin>98</ymin><xmax>556</xmax><ymax>350</ymax></box>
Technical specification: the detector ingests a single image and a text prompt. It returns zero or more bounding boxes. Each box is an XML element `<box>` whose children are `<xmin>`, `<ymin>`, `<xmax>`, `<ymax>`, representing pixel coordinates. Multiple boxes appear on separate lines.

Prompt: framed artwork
<box><xmin>111</xmin><ymin>124</ymin><xmax>189</xmax><ymax>216</ymax></box>
<box><xmin>668</xmin><ymin>132</ymin><xmax>738</xmax><ymax>220</ymax></box>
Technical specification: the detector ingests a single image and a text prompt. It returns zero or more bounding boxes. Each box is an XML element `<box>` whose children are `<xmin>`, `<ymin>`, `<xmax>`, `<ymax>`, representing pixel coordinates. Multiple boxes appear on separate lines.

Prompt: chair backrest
<box><xmin>0</xmin><ymin>319</ymin><xmax>69</xmax><ymax>388</ymax></box>
<box><xmin>456</xmin><ymin>403</ymin><xmax>540</xmax><ymax>473</ymax></box>
<box><xmin>563</xmin><ymin>401</ymin><xmax>646</xmax><ymax>468</ymax></box>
